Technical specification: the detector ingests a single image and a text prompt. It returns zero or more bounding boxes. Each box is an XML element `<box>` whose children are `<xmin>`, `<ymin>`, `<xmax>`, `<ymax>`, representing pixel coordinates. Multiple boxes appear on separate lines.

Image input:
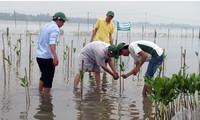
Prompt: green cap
<box><xmin>115</xmin><ymin>42</ymin><xmax>126</xmax><ymax>56</ymax></box>
<box><xmin>107</xmin><ymin>11</ymin><xmax>114</xmax><ymax>17</ymax></box>
<box><xmin>53</xmin><ymin>12</ymin><xmax>68</xmax><ymax>21</ymax></box>
<box><xmin>108</xmin><ymin>44</ymin><xmax>119</xmax><ymax>59</ymax></box>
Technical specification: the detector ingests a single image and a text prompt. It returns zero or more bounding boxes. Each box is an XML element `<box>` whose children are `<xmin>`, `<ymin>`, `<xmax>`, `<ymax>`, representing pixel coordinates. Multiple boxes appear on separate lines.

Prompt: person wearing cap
<box><xmin>90</xmin><ymin>11</ymin><xmax>115</xmax><ymax>77</ymax></box>
<box><xmin>116</xmin><ymin>40</ymin><xmax>164</xmax><ymax>95</ymax></box>
<box><xmin>90</xmin><ymin>11</ymin><xmax>115</xmax><ymax>44</ymax></box>
<box><xmin>36</xmin><ymin>12</ymin><xmax>68</xmax><ymax>93</ymax></box>
<box><xmin>73</xmin><ymin>41</ymin><xmax>119</xmax><ymax>90</ymax></box>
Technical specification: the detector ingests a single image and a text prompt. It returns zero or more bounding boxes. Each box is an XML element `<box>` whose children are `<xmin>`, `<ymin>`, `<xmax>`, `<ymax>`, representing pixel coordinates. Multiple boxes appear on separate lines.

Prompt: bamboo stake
<box><xmin>2</xmin><ymin>34</ymin><xmax>6</xmax><ymax>84</ymax></box>
<box><xmin>63</xmin><ymin>38</ymin><xmax>65</xmax><ymax>65</ymax></box>
<box><xmin>142</xmin><ymin>26</ymin><xmax>144</xmax><ymax>40</ymax></box>
<box><xmin>28</xmin><ymin>34</ymin><xmax>32</xmax><ymax>84</ymax></box>
<box><xmin>119</xmin><ymin>56</ymin><xmax>122</xmax><ymax>96</ymax></box>
<box><xmin>77</xmin><ymin>23</ymin><xmax>80</xmax><ymax>42</ymax></box>
<box><xmin>154</xmin><ymin>29</ymin><xmax>157</xmax><ymax>43</ymax></box>
<box><xmin>168</xmin><ymin>29</ymin><xmax>170</xmax><ymax>39</ymax></box>
<box><xmin>181</xmin><ymin>46</ymin><xmax>183</xmax><ymax>70</ymax></box>
<box><xmin>70</xmin><ymin>40</ymin><xmax>73</xmax><ymax>71</ymax></box>
<box><xmin>162</xmin><ymin>49</ymin><xmax>165</xmax><ymax>77</ymax></box>
<box><xmin>2</xmin><ymin>49</ymin><xmax>6</xmax><ymax>85</ymax></box>
<box><xmin>80</xmin><ymin>60</ymin><xmax>84</xmax><ymax>98</ymax></box>
<box><xmin>25</xmin><ymin>68</ymin><xmax>30</xmax><ymax>107</ymax></box>
<box><xmin>67</xmin><ymin>46</ymin><xmax>70</xmax><ymax>80</ymax></box>
<box><xmin>6</xmin><ymin>27</ymin><xmax>9</xmax><ymax>37</ymax></box>
<box><xmin>199</xmin><ymin>29</ymin><xmax>200</xmax><ymax>39</ymax></box>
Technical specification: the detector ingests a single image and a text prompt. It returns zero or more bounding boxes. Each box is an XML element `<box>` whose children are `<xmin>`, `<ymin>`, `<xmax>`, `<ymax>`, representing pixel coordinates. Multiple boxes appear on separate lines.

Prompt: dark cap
<box><xmin>107</xmin><ymin>11</ymin><xmax>114</xmax><ymax>17</ymax></box>
<box><xmin>108</xmin><ymin>44</ymin><xmax>119</xmax><ymax>59</ymax></box>
<box><xmin>53</xmin><ymin>12</ymin><xmax>68</xmax><ymax>21</ymax></box>
<box><xmin>116</xmin><ymin>42</ymin><xmax>126</xmax><ymax>56</ymax></box>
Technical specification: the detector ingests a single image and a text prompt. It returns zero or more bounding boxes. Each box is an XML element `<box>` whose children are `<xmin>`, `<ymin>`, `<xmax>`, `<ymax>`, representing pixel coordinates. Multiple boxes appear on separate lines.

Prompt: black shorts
<box><xmin>36</xmin><ymin>57</ymin><xmax>55</xmax><ymax>88</ymax></box>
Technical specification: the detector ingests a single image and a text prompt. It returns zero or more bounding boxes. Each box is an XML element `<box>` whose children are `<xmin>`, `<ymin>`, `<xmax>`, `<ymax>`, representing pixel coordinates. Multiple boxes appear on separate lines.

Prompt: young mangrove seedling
<box><xmin>119</xmin><ymin>61</ymin><xmax>125</xmax><ymax>72</ymax></box>
<box><xmin>4</xmin><ymin>55</ymin><xmax>12</xmax><ymax>66</ymax></box>
<box><xmin>19</xmin><ymin>68</ymin><xmax>30</xmax><ymax>107</ymax></box>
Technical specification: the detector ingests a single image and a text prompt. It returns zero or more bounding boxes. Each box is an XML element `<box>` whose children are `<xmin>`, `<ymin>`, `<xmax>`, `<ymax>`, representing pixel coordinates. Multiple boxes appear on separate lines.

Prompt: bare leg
<box><xmin>142</xmin><ymin>84</ymin><xmax>150</xmax><ymax>96</ymax></box>
<box><xmin>74</xmin><ymin>73</ymin><xmax>80</xmax><ymax>88</ymax></box>
<box><xmin>95</xmin><ymin>72</ymin><xmax>101</xmax><ymax>88</ymax></box>
<box><xmin>43</xmin><ymin>87</ymin><xmax>51</xmax><ymax>94</ymax></box>
<box><xmin>39</xmin><ymin>80</ymin><xmax>44</xmax><ymax>91</ymax></box>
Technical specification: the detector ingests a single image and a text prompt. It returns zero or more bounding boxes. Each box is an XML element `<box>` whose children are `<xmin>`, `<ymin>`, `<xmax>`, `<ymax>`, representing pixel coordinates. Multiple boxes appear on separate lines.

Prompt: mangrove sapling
<box><xmin>80</xmin><ymin>60</ymin><xmax>84</xmax><ymax>97</ymax></box>
<box><xmin>70</xmin><ymin>40</ymin><xmax>74</xmax><ymax>70</ymax></box>
<box><xmin>119</xmin><ymin>60</ymin><xmax>125</xmax><ymax>95</ymax></box>
<box><xmin>4</xmin><ymin>55</ymin><xmax>12</xmax><ymax>66</ymax></box>
<box><xmin>7</xmin><ymin>37</ymin><xmax>13</xmax><ymax>63</ymax></box>
<box><xmin>62</xmin><ymin>45</ymin><xmax>68</xmax><ymax>81</ymax></box>
<box><xmin>80</xmin><ymin>60</ymin><xmax>84</xmax><ymax>82</ymax></box>
<box><xmin>14</xmin><ymin>38</ymin><xmax>22</xmax><ymax>67</ymax></box>
<box><xmin>195</xmin><ymin>52</ymin><xmax>200</xmax><ymax>74</ymax></box>
<box><xmin>63</xmin><ymin>45</ymin><xmax>68</xmax><ymax>61</ymax></box>
<box><xmin>196</xmin><ymin>74</ymin><xmax>200</xmax><ymax>95</ymax></box>
<box><xmin>186</xmin><ymin>73</ymin><xmax>198</xmax><ymax>110</ymax></box>
<box><xmin>72</xmin><ymin>48</ymin><xmax>77</xmax><ymax>69</ymax></box>
<box><xmin>173</xmin><ymin>71</ymin><xmax>188</xmax><ymax>110</ymax></box>
<box><xmin>145</xmin><ymin>76</ymin><xmax>178</xmax><ymax>120</ymax></box>
<box><xmin>19</xmin><ymin>68</ymin><xmax>30</xmax><ymax>107</ymax></box>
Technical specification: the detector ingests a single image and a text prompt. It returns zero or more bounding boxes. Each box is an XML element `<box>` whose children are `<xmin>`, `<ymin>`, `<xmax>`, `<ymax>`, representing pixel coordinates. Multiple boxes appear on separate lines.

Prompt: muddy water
<box><xmin>0</xmin><ymin>22</ymin><xmax>200</xmax><ymax>120</ymax></box>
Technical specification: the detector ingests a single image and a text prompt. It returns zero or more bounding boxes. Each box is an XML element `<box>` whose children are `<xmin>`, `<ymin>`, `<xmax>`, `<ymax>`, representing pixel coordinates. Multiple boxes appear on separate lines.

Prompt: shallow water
<box><xmin>0</xmin><ymin>21</ymin><xmax>200</xmax><ymax>120</ymax></box>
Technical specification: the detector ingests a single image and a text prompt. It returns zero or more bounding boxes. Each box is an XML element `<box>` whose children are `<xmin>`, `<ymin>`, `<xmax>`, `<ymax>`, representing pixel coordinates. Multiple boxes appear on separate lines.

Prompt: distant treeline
<box><xmin>0</xmin><ymin>12</ymin><xmax>97</xmax><ymax>24</ymax></box>
<box><xmin>0</xmin><ymin>12</ymin><xmax>199</xmax><ymax>29</ymax></box>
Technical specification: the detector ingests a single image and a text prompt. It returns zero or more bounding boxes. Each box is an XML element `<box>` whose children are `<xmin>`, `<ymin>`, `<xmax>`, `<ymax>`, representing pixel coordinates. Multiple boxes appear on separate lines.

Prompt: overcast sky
<box><xmin>0</xmin><ymin>1</ymin><xmax>200</xmax><ymax>26</ymax></box>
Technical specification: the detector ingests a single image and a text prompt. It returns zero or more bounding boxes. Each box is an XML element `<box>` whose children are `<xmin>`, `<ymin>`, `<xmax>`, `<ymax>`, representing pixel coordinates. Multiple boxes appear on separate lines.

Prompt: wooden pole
<box><xmin>67</xmin><ymin>46</ymin><xmax>70</xmax><ymax>79</ymax></box>
<box><xmin>192</xmin><ymin>28</ymin><xmax>194</xmax><ymax>39</ymax></box>
<box><xmin>119</xmin><ymin>56</ymin><xmax>122</xmax><ymax>96</ymax></box>
<box><xmin>6</xmin><ymin>27</ymin><xmax>9</xmax><ymax>37</ymax></box>
<box><xmin>168</xmin><ymin>29</ymin><xmax>170</xmax><ymax>39</ymax></box>
<box><xmin>199</xmin><ymin>29</ymin><xmax>200</xmax><ymax>39</ymax></box>
<box><xmin>29</xmin><ymin>34</ymin><xmax>32</xmax><ymax>84</ymax></box>
<box><xmin>154</xmin><ymin>29</ymin><xmax>157</xmax><ymax>43</ymax></box>
<box><xmin>181</xmin><ymin>27</ymin><xmax>182</xmax><ymax>38</ymax></box>
<box><xmin>181</xmin><ymin>46</ymin><xmax>183</xmax><ymax>70</ymax></box>
<box><xmin>162</xmin><ymin>49</ymin><xmax>165</xmax><ymax>77</ymax></box>
<box><xmin>70</xmin><ymin>40</ymin><xmax>73</xmax><ymax>70</ymax></box>
<box><xmin>142</xmin><ymin>26</ymin><xmax>144</xmax><ymax>40</ymax></box>
<box><xmin>80</xmin><ymin>60</ymin><xmax>84</xmax><ymax>98</ymax></box>
<box><xmin>2</xmin><ymin>34</ymin><xmax>6</xmax><ymax>84</ymax></box>
<box><xmin>185</xmin><ymin>27</ymin><xmax>187</xmax><ymax>38</ymax></box>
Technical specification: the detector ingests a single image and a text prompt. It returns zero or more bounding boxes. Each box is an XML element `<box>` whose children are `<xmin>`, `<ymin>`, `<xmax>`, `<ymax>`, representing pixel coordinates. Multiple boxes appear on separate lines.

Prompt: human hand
<box><xmin>121</xmin><ymin>74</ymin><xmax>128</xmax><ymax>79</ymax></box>
<box><xmin>113</xmin><ymin>72</ymin><xmax>119</xmax><ymax>80</ymax></box>
<box><xmin>135</xmin><ymin>67</ymin><xmax>140</xmax><ymax>73</ymax></box>
<box><xmin>53</xmin><ymin>58</ymin><xmax>59</xmax><ymax>66</ymax></box>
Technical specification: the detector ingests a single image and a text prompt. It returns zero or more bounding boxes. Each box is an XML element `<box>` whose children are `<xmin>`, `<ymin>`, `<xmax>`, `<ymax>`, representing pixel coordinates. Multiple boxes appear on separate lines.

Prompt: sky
<box><xmin>0</xmin><ymin>1</ymin><xmax>200</xmax><ymax>26</ymax></box>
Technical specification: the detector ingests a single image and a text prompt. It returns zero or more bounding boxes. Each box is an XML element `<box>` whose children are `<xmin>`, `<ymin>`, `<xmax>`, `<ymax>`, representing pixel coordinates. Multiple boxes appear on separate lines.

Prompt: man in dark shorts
<box><xmin>36</xmin><ymin>12</ymin><xmax>67</xmax><ymax>93</ymax></box>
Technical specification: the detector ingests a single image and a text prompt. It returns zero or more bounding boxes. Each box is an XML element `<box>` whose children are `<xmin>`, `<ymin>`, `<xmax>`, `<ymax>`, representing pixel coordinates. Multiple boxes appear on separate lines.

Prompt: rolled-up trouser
<box><xmin>37</xmin><ymin>57</ymin><xmax>55</xmax><ymax>88</ymax></box>
<box><xmin>145</xmin><ymin>54</ymin><xmax>164</xmax><ymax>77</ymax></box>
<box><xmin>78</xmin><ymin>58</ymin><xmax>101</xmax><ymax>73</ymax></box>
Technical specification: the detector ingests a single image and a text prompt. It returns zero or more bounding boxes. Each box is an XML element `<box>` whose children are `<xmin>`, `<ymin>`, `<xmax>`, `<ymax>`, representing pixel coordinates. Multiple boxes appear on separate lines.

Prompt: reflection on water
<box><xmin>73</xmin><ymin>73</ymin><xmax>152</xmax><ymax>120</ymax></box>
<box><xmin>34</xmin><ymin>93</ymin><xmax>55</xmax><ymax>120</ymax></box>
<box><xmin>1</xmin><ymin>86</ymin><xmax>11</xmax><ymax>114</ymax></box>
<box><xmin>73</xmin><ymin>84</ymin><xmax>112</xmax><ymax>120</ymax></box>
<box><xmin>142</xmin><ymin>96</ymin><xmax>153</xmax><ymax>119</ymax></box>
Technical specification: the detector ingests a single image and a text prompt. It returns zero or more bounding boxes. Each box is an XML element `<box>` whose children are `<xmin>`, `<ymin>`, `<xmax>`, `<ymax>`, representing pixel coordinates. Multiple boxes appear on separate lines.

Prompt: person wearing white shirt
<box><xmin>36</xmin><ymin>12</ymin><xmax>67</xmax><ymax>94</ymax></box>
<box><xmin>116</xmin><ymin>40</ymin><xmax>164</xmax><ymax>95</ymax></box>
